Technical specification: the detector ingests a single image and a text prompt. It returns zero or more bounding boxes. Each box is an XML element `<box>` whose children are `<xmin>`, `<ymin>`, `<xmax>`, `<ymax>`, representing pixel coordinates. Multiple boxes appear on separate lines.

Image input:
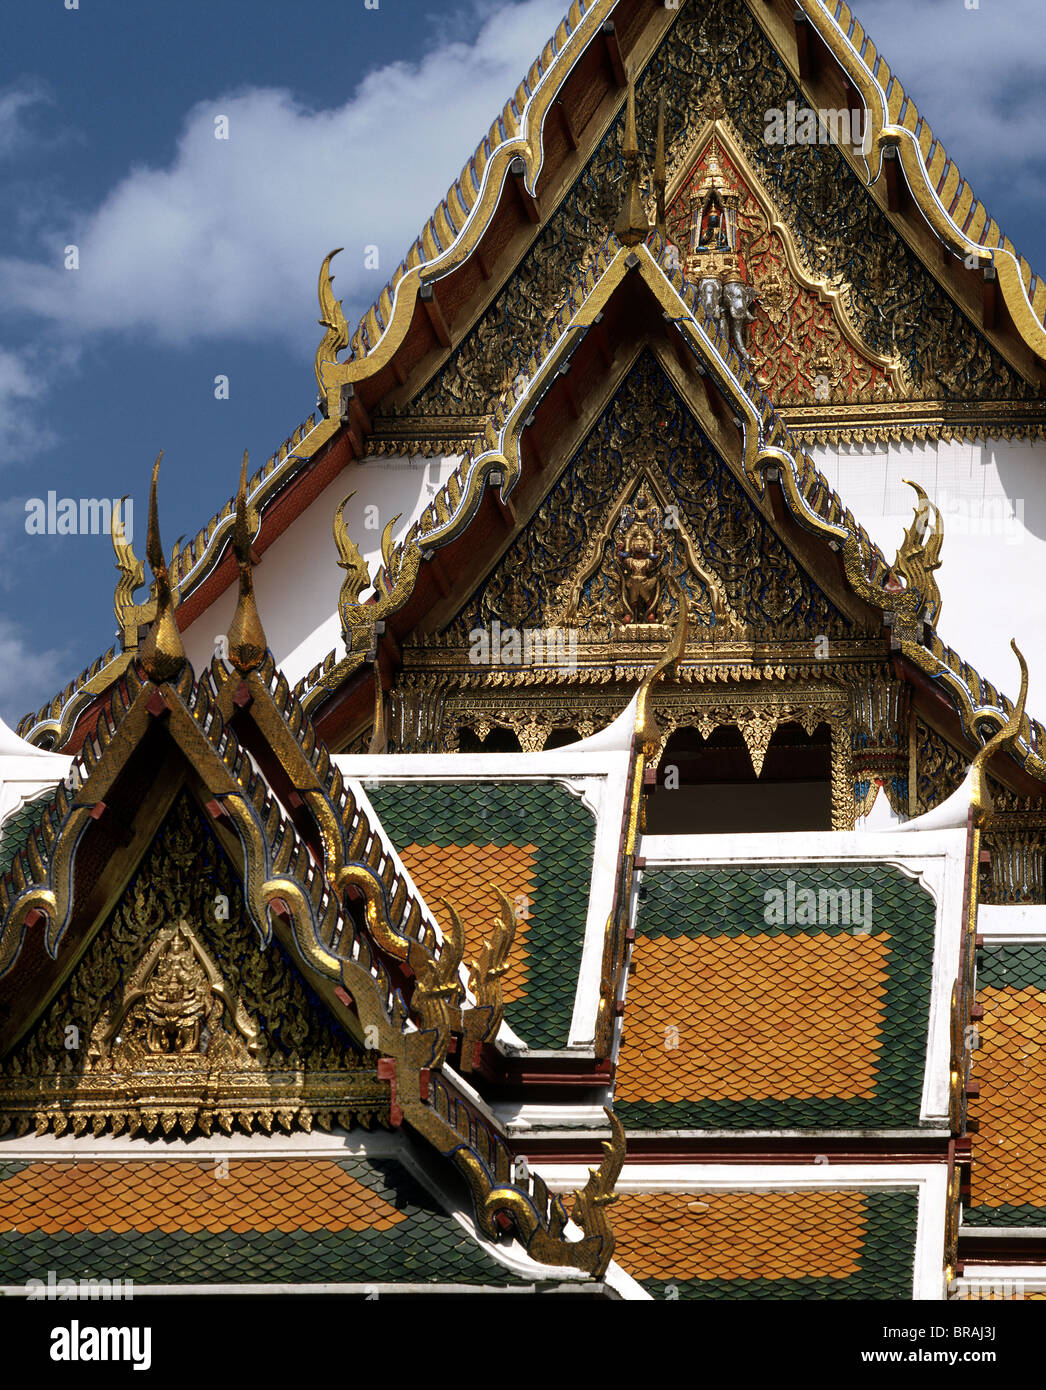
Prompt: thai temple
<box><xmin>3</xmin><ymin>0</ymin><xmax>1046</xmax><ymax>1302</ymax></box>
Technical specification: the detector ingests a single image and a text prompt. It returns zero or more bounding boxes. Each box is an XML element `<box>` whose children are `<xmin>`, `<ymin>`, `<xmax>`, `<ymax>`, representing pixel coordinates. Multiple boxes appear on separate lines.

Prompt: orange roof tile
<box><xmin>616</xmin><ymin>933</ymin><xmax>889</xmax><ymax>1103</ymax></box>
<box><xmin>399</xmin><ymin>842</ymin><xmax>535</xmax><ymax>1004</ymax></box>
<box><xmin>0</xmin><ymin>1159</ymin><xmax>406</xmax><ymax>1236</ymax></box>
<box><xmin>612</xmin><ymin>1190</ymin><xmax>867</xmax><ymax>1281</ymax></box>
<box><xmin>969</xmin><ymin>983</ymin><xmax>1046</xmax><ymax>1209</ymax></box>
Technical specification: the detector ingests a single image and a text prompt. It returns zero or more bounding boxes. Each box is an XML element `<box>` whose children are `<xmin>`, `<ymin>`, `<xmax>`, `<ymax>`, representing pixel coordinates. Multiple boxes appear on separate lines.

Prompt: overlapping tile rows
<box><xmin>0</xmin><ymin>1156</ymin><xmax>523</xmax><ymax>1286</ymax></box>
<box><xmin>611</xmin><ymin>1188</ymin><xmax>919</xmax><ymax>1299</ymax></box>
<box><xmin>395</xmin><ymin>843</ymin><xmax>536</xmax><ymax>1005</ymax></box>
<box><xmin>615</xmin><ymin>865</ymin><xmax>936</xmax><ymax>1128</ymax></box>
<box><xmin>965</xmin><ymin>945</ymin><xmax>1046</xmax><ymax>1225</ymax></box>
<box><xmin>366</xmin><ymin>782</ymin><xmax>595</xmax><ymax>1048</ymax></box>
<box><xmin>0</xmin><ymin>791</ymin><xmax>56</xmax><ymax>879</ymax></box>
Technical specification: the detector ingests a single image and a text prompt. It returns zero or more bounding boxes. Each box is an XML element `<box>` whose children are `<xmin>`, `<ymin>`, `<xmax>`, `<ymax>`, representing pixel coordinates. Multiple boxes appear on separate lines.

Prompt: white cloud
<box><xmin>0</xmin><ymin>0</ymin><xmax>570</xmax><ymax>353</ymax></box>
<box><xmin>855</xmin><ymin>0</ymin><xmax>1046</xmax><ymax>184</ymax></box>
<box><xmin>0</xmin><ymin>80</ymin><xmax>50</xmax><ymax>160</ymax></box>
<box><xmin>0</xmin><ymin>615</ymin><xmax>69</xmax><ymax>722</ymax></box>
<box><xmin>0</xmin><ymin>346</ymin><xmax>56</xmax><ymax>457</ymax></box>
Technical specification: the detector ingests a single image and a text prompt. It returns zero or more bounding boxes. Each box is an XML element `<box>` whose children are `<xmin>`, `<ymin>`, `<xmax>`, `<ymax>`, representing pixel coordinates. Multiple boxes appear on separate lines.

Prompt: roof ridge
<box><xmin>308</xmin><ymin>230</ymin><xmax>1046</xmax><ymax>781</ymax></box>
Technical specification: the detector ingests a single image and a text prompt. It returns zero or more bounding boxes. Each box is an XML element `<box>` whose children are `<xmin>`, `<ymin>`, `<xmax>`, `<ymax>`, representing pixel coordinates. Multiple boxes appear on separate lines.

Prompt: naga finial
<box><xmin>226</xmin><ymin>450</ymin><xmax>267</xmax><ymax>672</ymax></box>
<box><xmin>892</xmin><ymin>479</ymin><xmax>944</xmax><ymax>626</ymax></box>
<box><xmin>137</xmin><ymin>452</ymin><xmax>187</xmax><ymax>683</ymax></box>
<box><xmin>570</xmin><ymin>1107</ymin><xmax>627</xmax><ymax>1277</ymax></box>
<box><xmin>112</xmin><ymin>494</ymin><xmax>152</xmax><ymax>651</ymax></box>
<box><xmin>461</xmin><ymin>888</ymin><xmax>518</xmax><ymax>1061</ymax></box>
<box><xmin>315</xmin><ymin>248</ymin><xmax>350</xmax><ymax>404</ymax></box>
<box><xmin>971</xmin><ymin>640</ymin><xmax>1029</xmax><ymax>821</ymax></box>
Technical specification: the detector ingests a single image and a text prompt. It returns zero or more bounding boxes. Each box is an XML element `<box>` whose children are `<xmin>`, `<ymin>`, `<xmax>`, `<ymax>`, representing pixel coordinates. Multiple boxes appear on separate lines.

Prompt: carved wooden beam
<box><xmin>555</xmin><ymin>97</ymin><xmax>579</xmax><ymax>151</ymax></box>
<box><xmin>601</xmin><ymin>19</ymin><xmax>626</xmax><ymax>87</ymax></box>
<box><xmin>509</xmin><ymin>156</ymin><xmax>541</xmax><ymax>224</ymax></box>
<box><xmin>793</xmin><ymin>8</ymin><xmax>815</xmax><ymax>81</ymax></box>
<box><xmin>419</xmin><ymin>282</ymin><xmax>451</xmax><ymax>348</ymax></box>
<box><xmin>983</xmin><ymin>266</ymin><xmax>998</xmax><ymax>332</ymax></box>
<box><xmin>882</xmin><ymin>146</ymin><xmax>906</xmax><ymax>213</ymax></box>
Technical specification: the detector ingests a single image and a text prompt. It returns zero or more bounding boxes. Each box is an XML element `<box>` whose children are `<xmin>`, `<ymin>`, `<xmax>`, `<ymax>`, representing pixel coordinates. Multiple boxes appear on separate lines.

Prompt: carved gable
<box><xmin>0</xmin><ymin>791</ymin><xmax>383</xmax><ymax>1139</ymax></box>
<box><xmin>375</xmin><ymin>0</ymin><xmax>1034</xmax><ymax>459</ymax></box>
<box><xmin>445</xmin><ymin>352</ymin><xmax>860</xmax><ymax>647</ymax></box>
<box><xmin>665</xmin><ymin>126</ymin><xmax>907</xmax><ymax>407</ymax></box>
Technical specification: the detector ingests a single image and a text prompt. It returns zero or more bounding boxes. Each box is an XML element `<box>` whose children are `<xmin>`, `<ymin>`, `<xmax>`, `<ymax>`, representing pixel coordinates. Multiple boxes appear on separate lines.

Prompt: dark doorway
<box><xmin>458</xmin><ymin>726</ymin><xmax>523</xmax><ymax>752</ymax></box>
<box><xmin>643</xmin><ymin>721</ymin><xmax>832</xmax><ymax>833</ymax></box>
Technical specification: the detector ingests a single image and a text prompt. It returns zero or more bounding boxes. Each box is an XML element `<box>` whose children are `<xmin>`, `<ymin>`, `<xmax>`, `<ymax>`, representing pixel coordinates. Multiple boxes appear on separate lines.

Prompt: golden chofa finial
<box><xmin>315</xmin><ymin>248</ymin><xmax>349</xmax><ymax>404</ymax></box>
<box><xmin>138</xmin><ymin>452</ymin><xmax>187</xmax><ymax>683</ymax></box>
<box><xmin>226</xmin><ymin>450</ymin><xmax>267</xmax><ymax>673</ymax></box>
<box><xmin>614</xmin><ymin>70</ymin><xmax>650</xmax><ymax>248</ymax></box>
<box><xmin>971</xmin><ymin>640</ymin><xmax>1029</xmax><ymax>822</ymax></box>
<box><xmin>654</xmin><ymin>95</ymin><xmax>667</xmax><ymax>236</ymax></box>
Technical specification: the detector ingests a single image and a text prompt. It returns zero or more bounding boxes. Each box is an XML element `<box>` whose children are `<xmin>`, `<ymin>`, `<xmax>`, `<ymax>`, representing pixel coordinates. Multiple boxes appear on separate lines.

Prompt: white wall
<box><xmin>813</xmin><ymin>436</ymin><xmax>1046</xmax><ymax>711</ymax></box>
<box><xmin>182</xmin><ymin>454</ymin><xmax>462</xmax><ymax>686</ymax></box>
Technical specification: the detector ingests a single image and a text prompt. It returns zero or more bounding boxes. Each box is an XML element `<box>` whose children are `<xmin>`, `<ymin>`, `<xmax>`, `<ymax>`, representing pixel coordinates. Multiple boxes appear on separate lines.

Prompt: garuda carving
<box><xmin>557</xmin><ymin>475</ymin><xmax>743</xmax><ymax>639</ymax></box>
<box><xmin>88</xmin><ymin>919</ymin><xmax>258</xmax><ymax>1068</ymax></box>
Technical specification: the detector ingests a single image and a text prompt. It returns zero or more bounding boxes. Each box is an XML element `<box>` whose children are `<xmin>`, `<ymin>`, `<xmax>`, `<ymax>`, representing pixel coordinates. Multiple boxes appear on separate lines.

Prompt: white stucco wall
<box><xmin>813</xmin><ymin>436</ymin><xmax>1046</xmax><ymax>712</ymax></box>
<box><xmin>181</xmin><ymin>454</ymin><xmax>462</xmax><ymax>686</ymax></box>
<box><xmin>181</xmin><ymin>434</ymin><xmax>1046</xmax><ymax>726</ymax></box>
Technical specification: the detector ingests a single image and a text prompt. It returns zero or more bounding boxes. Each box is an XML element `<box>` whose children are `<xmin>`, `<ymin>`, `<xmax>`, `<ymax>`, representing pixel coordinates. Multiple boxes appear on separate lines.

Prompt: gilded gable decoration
<box><xmin>666</xmin><ymin>124</ymin><xmax>906</xmax><ymax>402</ymax></box>
<box><xmin>87</xmin><ymin>918</ymin><xmax>258</xmax><ymax>1067</ymax></box>
<box><xmin>552</xmin><ymin>466</ymin><xmax>743</xmax><ymax>639</ymax></box>
<box><xmin>0</xmin><ymin>795</ymin><xmax>386</xmax><ymax>1139</ymax></box>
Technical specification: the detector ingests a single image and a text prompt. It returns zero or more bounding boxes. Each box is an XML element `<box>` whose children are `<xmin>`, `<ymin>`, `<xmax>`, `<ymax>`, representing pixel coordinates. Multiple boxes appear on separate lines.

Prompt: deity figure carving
<box><xmin>686</xmin><ymin>135</ymin><xmax>759</xmax><ymax>362</ymax></box>
<box><xmin>88</xmin><ymin>917</ymin><xmax>259</xmax><ymax>1067</ymax></box>
<box><xmin>615</xmin><ymin>515</ymin><xmax>664</xmax><ymax>623</ymax></box>
<box><xmin>142</xmin><ymin>930</ymin><xmax>211</xmax><ymax>1053</ymax></box>
<box><xmin>698</xmin><ymin>198</ymin><xmax>729</xmax><ymax>249</ymax></box>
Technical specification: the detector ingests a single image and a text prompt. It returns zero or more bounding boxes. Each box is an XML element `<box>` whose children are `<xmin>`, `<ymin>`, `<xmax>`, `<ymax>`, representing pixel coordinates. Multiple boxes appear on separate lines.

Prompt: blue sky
<box><xmin>1</xmin><ymin>0</ymin><xmax>1043</xmax><ymax>729</ymax></box>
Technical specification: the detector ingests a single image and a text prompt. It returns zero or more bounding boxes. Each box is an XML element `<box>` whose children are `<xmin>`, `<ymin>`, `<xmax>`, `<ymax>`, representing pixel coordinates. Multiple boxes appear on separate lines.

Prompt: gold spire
<box><xmin>138</xmin><ymin>452</ymin><xmax>187</xmax><ymax>684</ymax></box>
<box><xmin>654</xmin><ymin>94</ymin><xmax>667</xmax><ymax>236</ymax></box>
<box><xmin>614</xmin><ymin>71</ymin><xmax>650</xmax><ymax>247</ymax></box>
<box><xmin>226</xmin><ymin>450</ymin><xmax>267</xmax><ymax>673</ymax></box>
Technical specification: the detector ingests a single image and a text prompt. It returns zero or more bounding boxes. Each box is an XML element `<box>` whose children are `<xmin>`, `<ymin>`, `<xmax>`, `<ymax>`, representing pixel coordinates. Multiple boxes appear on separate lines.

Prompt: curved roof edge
<box><xmin>305</xmin><ymin>232</ymin><xmax>1046</xmax><ymax>786</ymax></box>
<box><xmin>342</xmin><ymin>0</ymin><xmax>1046</xmax><ymax>380</ymax></box>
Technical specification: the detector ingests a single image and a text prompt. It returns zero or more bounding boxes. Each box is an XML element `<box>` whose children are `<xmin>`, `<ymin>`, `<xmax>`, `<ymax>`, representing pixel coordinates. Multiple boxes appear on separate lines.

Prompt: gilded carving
<box><xmin>315</xmin><ymin>248</ymin><xmax>350</xmax><ymax>398</ymax></box>
<box><xmin>0</xmin><ymin>794</ymin><xmax>385</xmax><ymax>1138</ymax></box>
<box><xmin>914</xmin><ymin>718</ymin><xmax>968</xmax><ymax>817</ymax></box>
<box><xmin>448</xmin><ymin>354</ymin><xmax>857</xmax><ymax>647</ymax></box>
<box><xmin>385</xmin><ymin>0</ymin><xmax>1030</xmax><ymax>445</ymax></box>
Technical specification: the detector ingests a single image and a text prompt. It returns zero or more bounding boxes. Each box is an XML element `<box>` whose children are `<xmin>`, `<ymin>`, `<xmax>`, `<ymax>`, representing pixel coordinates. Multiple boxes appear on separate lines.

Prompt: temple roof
<box><xmin>14</xmin><ymin>0</ymin><xmax>1046</xmax><ymax>812</ymax></box>
<box><xmin>610</xmin><ymin>1186</ymin><xmax>919</xmax><ymax>1299</ymax></box>
<box><xmin>348</xmin><ymin>0</ymin><xmax>1046</xmax><ymax>369</ymax></box>
<box><xmin>616</xmin><ymin>861</ymin><xmax>936</xmax><ymax>1129</ymax></box>
<box><xmin>0</xmin><ymin>1144</ymin><xmax>531</xmax><ymax>1291</ymax></box>
<box><xmin>965</xmin><ymin>944</ymin><xmax>1046</xmax><ymax>1227</ymax></box>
